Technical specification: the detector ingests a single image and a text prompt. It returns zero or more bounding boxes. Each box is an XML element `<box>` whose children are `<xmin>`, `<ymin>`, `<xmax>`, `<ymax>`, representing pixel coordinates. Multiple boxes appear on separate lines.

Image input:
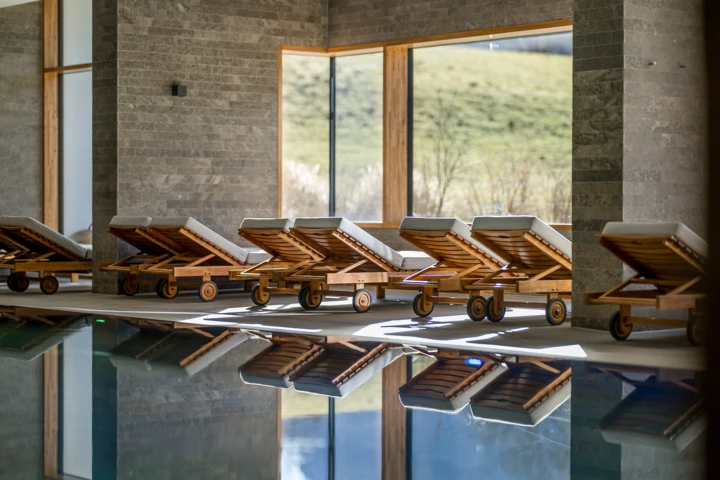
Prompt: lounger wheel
<box><xmin>466</xmin><ymin>296</ymin><xmax>487</xmax><ymax>322</ymax></box>
<box><xmin>156</xmin><ymin>279</ymin><xmax>178</xmax><ymax>300</ymax></box>
<box><xmin>251</xmin><ymin>284</ymin><xmax>270</xmax><ymax>306</ymax></box>
<box><xmin>609</xmin><ymin>311</ymin><xmax>632</xmax><ymax>341</ymax></box>
<box><xmin>352</xmin><ymin>288</ymin><xmax>373</xmax><ymax>313</ymax></box>
<box><xmin>7</xmin><ymin>273</ymin><xmax>29</xmax><ymax>293</ymax></box>
<box><xmin>122</xmin><ymin>275</ymin><xmax>139</xmax><ymax>296</ymax></box>
<box><xmin>40</xmin><ymin>276</ymin><xmax>59</xmax><ymax>295</ymax></box>
<box><xmin>299</xmin><ymin>285</ymin><xmax>322</xmax><ymax>310</ymax></box>
<box><xmin>412</xmin><ymin>293</ymin><xmax>434</xmax><ymax>317</ymax></box>
<box><xmin>199</xmin><ymin>281</ymin><xmax>218</xmax><ymax>302</ymax></box>
<box><xmin>545</xmin><ymin>298</ymin><xmax>567</xmax><ymax>326</ymax></box>
<box><xmin>687</xmin><ymin>315</ymin><xmax>705</xmax><ymax>346</ymax></box>
<box><xmin>485</xmin><ymin>297</ymin><xmax>506</xmax><ymax>323</ymax></box>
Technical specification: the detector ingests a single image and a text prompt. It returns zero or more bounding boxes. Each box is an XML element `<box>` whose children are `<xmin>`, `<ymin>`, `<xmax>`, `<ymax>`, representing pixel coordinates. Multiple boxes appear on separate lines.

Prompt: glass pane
<box><xmin>62</xmin><ymin>0</ymin><xmax>92</xmax><ymax>65</ymax></box>
<box><xmin>282</xmin><ymin>54</ymin><xmax>330</xmax><ymax>218</ymax></box>
<box><xmin>412</xmin><ymin>32</ymin><xmax>572</xmax><ymax>223</ymax></box>
<box><xmin>61</xmin><ymin>71</ymin><xmax>93</xmax><ymax>241</ymax></box>
<box><xmin>62</xmin><ymin>327</ymin><xmax>93</xmax><ymax>479</ymax></box>
<box><xmin>335</xmin><ymin>53</ymin><xmax>383</xmax><ymax>221</ymax></box>
<box><xmin>411</xmin><ymin>402</ymin><xmax>570</xmax><ymax>479</ymax></box>
<box><xmin>334</xmin><ymin>369</ymin><xmax>382</xmax><ymax>479</ymax></box>
<box><xmin>281</xmin><ymin>388</ymin><xmax>329</xmax><ymax>480</ymax></box>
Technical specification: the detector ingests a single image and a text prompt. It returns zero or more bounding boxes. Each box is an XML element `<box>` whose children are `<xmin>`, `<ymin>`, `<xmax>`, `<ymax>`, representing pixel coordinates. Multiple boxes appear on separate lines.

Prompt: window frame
<box><xmin>278</xmin><ymin>20</ymin><xmax>573</xmax><ymax>229</ymax></box>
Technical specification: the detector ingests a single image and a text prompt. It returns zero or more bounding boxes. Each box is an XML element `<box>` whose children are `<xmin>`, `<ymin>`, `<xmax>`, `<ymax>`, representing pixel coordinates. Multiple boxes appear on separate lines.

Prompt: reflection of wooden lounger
<box><xmin>238</xmin><ymin>335</ymin><xmax>325</xmax><ymax>388</ymax></box>
<box><xmin>585</xmin><ymin>223</ymin><xmax>707</xmax><ymax>345</ymax></box>
<box><xmin>598</xmin><ymin>373</ymin><xmax>704</xmax><ymax>452</ymax></box>
<box><xmin>470</xmin><ymin>360</ymin><xmax>571</xmax><ymax>426</ymax></box>
<box><xmin>108</xmin><ymin>322</ymin><xmax>248</xmax><ymax>377</ymax></box>
<box><xmin>471</xmin><ymin>216</ymin><xmax>572</xmax><ymax>325</ymax></box>
<box><xmin>399</xmin><ymin>352</ymin><xmax>507</xmax><ymax>413</ymax></box>
<box><xmin>398</xmin><ymin>217</ymin><xmax>508</xmax><ymax>319</ymax></box>
<box><xmin>0</xmin><ymin>216</ymin><xmax>92</xmax><ymax>295</ymax></box>
<box><xmin>290</xmin><ymin>341</ymin><xmax>402</xmax><ymax>397</ymax></box>
<box><xmin>102</xmin><ymin>216</ymin><xmax>269</xmax><ymax>301</ymax></box>
<box><xmin>289</xmin><ymin>217</ymin><xmax>435</xmax><ymax>313</ymax></box>
<box><xmin>229</xmin><ymin>218</ymin><xmax>325</xmax><ymax>306</ymax></box>
<box><xmin>0</xmin><ymin>307</ymin><xmax>91</xmax><ymax>360</ymax></box>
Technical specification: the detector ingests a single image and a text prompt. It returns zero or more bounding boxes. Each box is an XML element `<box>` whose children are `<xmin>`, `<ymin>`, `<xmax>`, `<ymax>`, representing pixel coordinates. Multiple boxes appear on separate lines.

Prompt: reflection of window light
<box><xmin>465</xmin><ymin>358</ymin><xmax>483</xmax><ymax>367</ymax></box>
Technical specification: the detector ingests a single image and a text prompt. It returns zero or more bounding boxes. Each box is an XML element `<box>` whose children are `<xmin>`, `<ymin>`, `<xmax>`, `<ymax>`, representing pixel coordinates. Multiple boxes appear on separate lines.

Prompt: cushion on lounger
<box><xmin>0</xmin><ymin>216</ymin><xmax>92</xmax><ymax>260</ymax></box>
<box><xmin>400</xmin><ymin>217</ymin><xmax>506</xmax><ymax>264</ymax></box>
<box><xmin>149</xmin><ymin>217</ymin><xmax>253</xmax><ymax>263</ymax></box>
<box><xmin>246</xmin><ymin>248</ymin><xmax>272</xmax><ymax>265</ymax></box>
<box><xmin>602</xmin><ymin>222</ymin><xmax>708</xmax><ymax>259</ymax></box>
<box><xmin>398</xmin><ymin>251</ymin><xmax>436</xmax><ymax>271</ymax></box>
<box><xmin>109</xmin><ymin>216</ymin><xmax>152</xmax><ymax>228</ymax></box>
<box><xmin>240</xmin><ymin>218</ymin><xmax>294</xmax><ymax>231</ymax></box>
<box><xmin>294</xmin><ymin>217</ymin><xmax>404</xmax><ymax>270</ymax></box>
<box><xmin>470</xmin><ymin>381</ymin><xmax>571</xmax><ymax>427</ymax></box>
<box><xmin>471</xmin><ymin>215</ymin><xmax>572</xmax><ymax>260</ymax></box>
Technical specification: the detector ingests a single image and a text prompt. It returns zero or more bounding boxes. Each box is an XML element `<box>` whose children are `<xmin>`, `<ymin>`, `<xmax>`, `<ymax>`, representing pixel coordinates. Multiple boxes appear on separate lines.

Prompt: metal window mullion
<box><xmin>329</xmin><ymin>57</ymin><xmax>336</xmax><ymax>217</ymax></box>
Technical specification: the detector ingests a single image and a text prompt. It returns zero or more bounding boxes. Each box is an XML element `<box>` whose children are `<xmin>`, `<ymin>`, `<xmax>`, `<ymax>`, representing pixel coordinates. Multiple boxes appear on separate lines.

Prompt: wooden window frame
<box><xmin>278</xmin><ymin>19</ymin><xmax>573</xmax><ymax>230</ymax></box>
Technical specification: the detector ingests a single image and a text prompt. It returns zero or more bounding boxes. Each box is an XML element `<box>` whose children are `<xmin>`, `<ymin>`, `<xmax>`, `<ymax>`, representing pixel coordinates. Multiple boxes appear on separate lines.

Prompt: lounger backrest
<box><xmin>600</xmin><ymin>222</ymin><xmax>707</xmax><ymax>280</ymax></box>
<box><xmin>238</xmin><ymin>340</ymin><xmax>324</xmax><ymax>388</ymax></box>
<box><xmin>239</xmin><ymin>218</ymin><xmax>322</xmax><ymax>263</ymax></box>
<box><xmin>0</xmin><ymin>216</ymin><xmax>91</xmax><ymax>261</ymax></box>
<box><xmin>149</xmin><ymin>217</ymin><xmax>250</xmax><ymax>265</ymax></box>
<box><xmin>399</xmin><ymin>217</ymin><xmax>505</xmax><ymax>270</ymax></box>
<box><xmin>470</xmin><ymin>361</ymin><xmax>571</xmax><ymax>426</ymax></box>
<box><xmin>471</xmin><ymin>215</ymin><xmax>572</xmax><ymax>277</ymax></box>
<box><xmin>293</xmin><ymin>217</ymin><xmax>404</xmax><ymax>271</ymax></box>
<box><xmin>108</xmin><ymin>216</ymin><xmax>171</xmax><ymax>255</ymax></box>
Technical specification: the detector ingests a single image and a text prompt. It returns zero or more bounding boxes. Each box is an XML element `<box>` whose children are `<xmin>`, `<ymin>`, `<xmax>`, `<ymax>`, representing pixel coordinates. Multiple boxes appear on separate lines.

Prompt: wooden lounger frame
<box><xmin>266</xmin><ymin>226</ymin><xmax>425</xmax><ymax>313</ymax></box>
<box><xmin>584</xmin><ymin>234</ymin><xmax>706</xmax><ymax>345</ymax></box>
<box><xmin>0</xmin><ymin>307</ymin><xmax>89</xmax><ymax>356</ymax></box>
<box><xmin>0</xmin><ymin>226</ymin><xmax>92</xmax><ymax>295</ymax></box>
<box><xmin>229</xmin><ymin>227</ymin><xmax>325</xmax><ymax>306</ymax></box>
<box><xmin>470</xmin><ymin>228</ymin><xmax>573</xmax><ymax>325</ymax></box>
<box><xmin>239</xmin><ymin>334</ymin><xmax>327</xmax><ymax>386</ymax></box>
<box><xmin>101</xmin><ymin>224</ymin><xmax>254</xmax><ymax>301</ymax></box>
<box><xmin>398</xmin><ymin>228</ymin><xmax>516</xmax><ymax>319</ymax></box>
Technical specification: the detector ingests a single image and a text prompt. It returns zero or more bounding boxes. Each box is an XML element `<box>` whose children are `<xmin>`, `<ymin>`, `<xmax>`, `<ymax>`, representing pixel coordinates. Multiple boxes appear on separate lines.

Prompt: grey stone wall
<box><xmin>92</xmin><ymin>0</ymin><xmax>328</xmax><ymax>292</ymax></box>
<box><xmin>328</xmin><ymin>0</ymin><xmax>572</xmax><ymax>47</ymax></box>
<box><xmin>0</xmin><ymin>2</ymin><xmax>42</xmax><ymax>219</ymax></box>
<box><xmin>0</xmin><ymin>358</ymin><xmax>43</xmax><ymax>480</ymax></box>
<box><xmin>116</xmin><ymin>338</ymin><xmax>278</xmax><ymax>480</ymax></box>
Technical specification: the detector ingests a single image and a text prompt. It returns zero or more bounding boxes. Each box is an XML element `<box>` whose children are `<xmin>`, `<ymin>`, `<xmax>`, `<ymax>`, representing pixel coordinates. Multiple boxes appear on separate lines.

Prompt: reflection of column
<box><xmin>382</xmin><ymin>356</ymin><xmax>407</xmax><ymax>480</ymax></box>
<box><xmin>92</xmin><ymin>319</ymin><xmax>119</xmax><ymax>478</ymax></box>
<box><xmin>570</xmin><ymin>362</ymin><xmax>622</xmax><ymax>480</ymax></box>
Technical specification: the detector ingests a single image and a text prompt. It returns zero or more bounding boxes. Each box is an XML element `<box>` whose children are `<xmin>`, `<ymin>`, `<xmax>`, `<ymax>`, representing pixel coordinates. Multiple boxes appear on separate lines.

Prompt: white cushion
<box><xmin>149</xmin><ymin>217</ymin><xmax>252</xmax><ymax>264</ymax></box>
<box><xmin>471</xmin><ymin>215</ymin><xmax>572</xmax><ymax>260</ymax></box>
<box><xmin>470</xmin><ymin>381</ymin><xmax>570</xmax><ymax>427</ymax></box>
<box><xmin>602</xmin><ymin>222</ymin><xmax>707</xmax><ymax>259</ymax></box>
<box><xmin>109</xmin><ymin>216</ymin><xmax>152</xmax><ymax>228</ymax></box>
<box><xmin>0</xmin><ymin>216</ymin><xmax>92</xmax><ymax>260</ymax></box>
<box><xmin>294</xmin><ymin>217</ymin><xmax>404</xmax><ymax>270</ymax></box>
<box><xmin>398</xmin><ymin>251</ymin><xmax>435</xmax><ymax>271</ymax></box>
<box><xmin>246</xmin><ymin>248</ymin><xmax>271</xmax><ymax>265</ymax></box>
<box><xmin>400</xmin><ymin>217</ymin><xmax>505</xmax><ymax>264</ymax></box>
<box><xmin>240</xmin><ymin>218</ymin><xmax>294</xmax><ymax>231</ymax></box>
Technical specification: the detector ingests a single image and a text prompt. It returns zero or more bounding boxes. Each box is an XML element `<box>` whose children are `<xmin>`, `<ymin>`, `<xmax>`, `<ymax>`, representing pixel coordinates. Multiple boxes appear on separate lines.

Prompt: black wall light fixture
<box><xmin>171</xmin><ymin>84</ymin><xmax>187</xmax><ymax>97</ymax></box>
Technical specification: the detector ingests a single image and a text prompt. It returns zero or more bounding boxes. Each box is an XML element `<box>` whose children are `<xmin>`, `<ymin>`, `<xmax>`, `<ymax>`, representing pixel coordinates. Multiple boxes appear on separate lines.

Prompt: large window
<box><xmin>281</xmin><ymin>52</ymin><xmax>383</xmax><ymax>221</ymax></box>
<box><xmin>411</xmin><ymin>32</ymin><xmax>572</xmax><ymax>223</ymax></box>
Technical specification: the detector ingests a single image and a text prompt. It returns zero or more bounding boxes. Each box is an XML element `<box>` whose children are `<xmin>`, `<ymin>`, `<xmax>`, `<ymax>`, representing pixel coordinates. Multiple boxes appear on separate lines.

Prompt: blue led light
<box><xmin>465</xmin><ymin>358</ymin><xmax>483</xmax><ymax>367</ymax></box>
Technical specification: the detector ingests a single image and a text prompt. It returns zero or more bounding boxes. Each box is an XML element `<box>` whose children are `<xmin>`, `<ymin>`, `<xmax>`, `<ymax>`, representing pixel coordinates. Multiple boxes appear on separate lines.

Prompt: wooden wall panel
<box><xmin>382</xmin><ymin>357</ymin><xmax>407</xmax><ymax>480</ymax></box>
<box><xmin>42</xmin><ymin>0</ymin><xmax>59</xmax><ymax>230</ymax></box>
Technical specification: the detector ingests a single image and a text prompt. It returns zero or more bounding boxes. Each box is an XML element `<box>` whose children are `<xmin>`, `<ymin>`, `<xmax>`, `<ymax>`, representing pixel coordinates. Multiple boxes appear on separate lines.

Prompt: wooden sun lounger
<box><xmin>584</xmin><ymin>222</ymin><xmax>707</xmax><ymax>345</ymax></box>
<box><xmin>0</xmin><ymin>307</ymin><xmax>91</xmax><ymax>360</ymax></box>
<box><xmin>398</xmin><ymin>217</ymin><xmax>510</xmax><ymax>319</ymax></box>
<box><xmin>238</xmin><ymin>334</ymin><xmax>326</xmax><ymax>388</ymax></box>
<box><xmin>399</xmin><ymin>351</ymin><xmax>507</xmax><ymax>413</ymax></box>
<box><xmin>0</xmin><ymin>216</ymin><xmax>92</xmax><ymax>295</ymax></box>
<box><xmin>108</xmin><ymin>321</ymin><xmax>249</xmax><ymax>377</ymax></box>
<box><xmin>470</xmin><ymin>216</ymin><xmax>573</xmax><ymax>325</ymax></box>
<box><xmin>597</xmin><ymin>369</ymin><xmax>704</xmax><ymax>452</ymax></box>
<box><xmin>285</xmin><ymin>217</ymin><xmax>435</xmax><ymax>313</ymax></box>
<box><xmin>228</xmin><ymin>218</ymin><xmax>325</xmax><ymax>307</ymax></box>
<box><xmin>101</xmin><ymin>216</ymin><xmax>269</xmax><ymax>302</ymax></box>
<box><xmin>290</xmin><ymin>340</ymin><xmax>402</xmax><ymax>397</ymax></box>
<box><xmin>470</xmin><ymin>359</ymin><xmax>571</xmax><ymax>426</ymax></box>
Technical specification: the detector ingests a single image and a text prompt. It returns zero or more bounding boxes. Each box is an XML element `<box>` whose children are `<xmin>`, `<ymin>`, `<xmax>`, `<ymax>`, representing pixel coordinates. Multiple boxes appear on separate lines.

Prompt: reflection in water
<box><xmin>0</xmin><ymin>308</ymin><xmax>707</xmax><ymax>479</ymax></box>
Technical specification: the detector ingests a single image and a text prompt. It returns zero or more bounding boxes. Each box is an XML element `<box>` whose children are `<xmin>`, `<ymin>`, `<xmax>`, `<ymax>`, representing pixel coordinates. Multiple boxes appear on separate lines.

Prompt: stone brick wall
<box><xmin>116</xmin><ymin>338</ymin><xmax>278</xmax><ymax>480</ymax></box>
<box><xmin>92</xmin><ymin>0</ymin><xmax>328</xmax><ymax>292</ymax></box>
<box><xmin>328</xmin><ymin>0</ymin><xmax>572</xmax><ymax>47</ymax></box>
<box><xmin>0</xmin><ymin>2</ymin><xmax>42</xmax><ymax>219</ymax></box>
